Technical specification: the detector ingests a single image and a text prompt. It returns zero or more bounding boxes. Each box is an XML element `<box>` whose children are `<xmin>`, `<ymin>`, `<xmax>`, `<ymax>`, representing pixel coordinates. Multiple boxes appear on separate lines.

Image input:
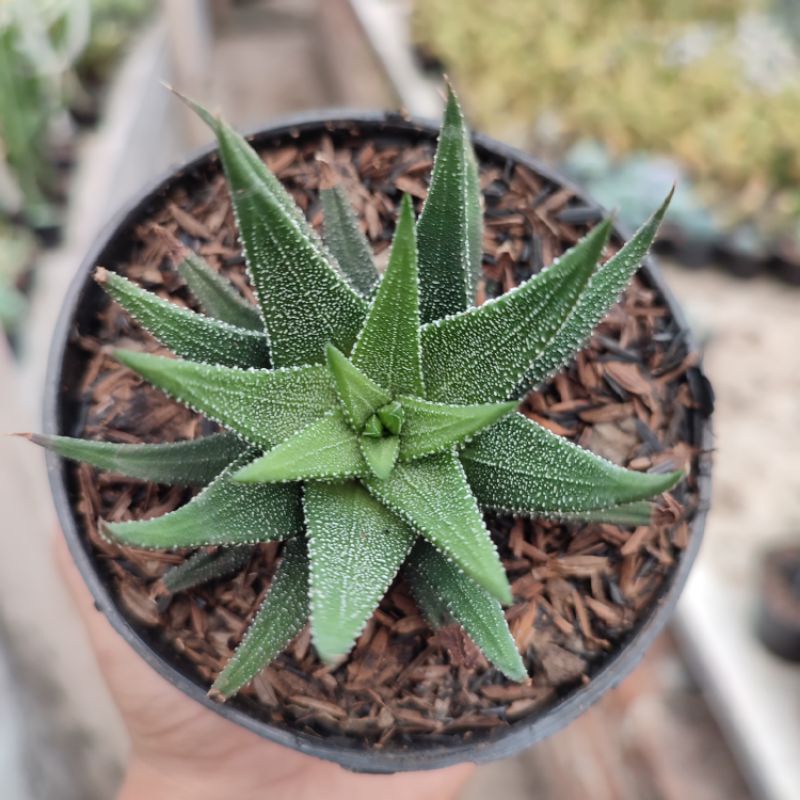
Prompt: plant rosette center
<box><xmin>31</xmin><ymin>85</ymin><xmax>683</xmax><ymax>703</ymax></box>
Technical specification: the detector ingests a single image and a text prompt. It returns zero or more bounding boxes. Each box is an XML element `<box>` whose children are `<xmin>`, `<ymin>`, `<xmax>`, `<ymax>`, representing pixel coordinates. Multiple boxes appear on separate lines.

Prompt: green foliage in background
<box><xmin>413</xmin><ymin>0</ymin><xmax>800</xmax><ymax>245</ymax></box>
<box><xmin>0</xmin><ymin>0</ymin><xmax>152</xmax><ymax>336</ymax></box>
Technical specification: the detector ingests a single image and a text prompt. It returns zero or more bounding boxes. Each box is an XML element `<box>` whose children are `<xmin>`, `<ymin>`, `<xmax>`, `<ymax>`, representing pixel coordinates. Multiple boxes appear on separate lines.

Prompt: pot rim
<box><xmin>44</xmin><ymin>109</ymin><xmax>713</xmax><ymax>774</ymax></box>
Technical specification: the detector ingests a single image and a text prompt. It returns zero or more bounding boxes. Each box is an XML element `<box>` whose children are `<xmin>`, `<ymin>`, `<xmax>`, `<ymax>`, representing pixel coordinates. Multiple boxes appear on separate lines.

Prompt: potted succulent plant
<box><xmin>32</xmin><ymin>87</ymin><xmax>712</xmax><ymax>772</ymax></box>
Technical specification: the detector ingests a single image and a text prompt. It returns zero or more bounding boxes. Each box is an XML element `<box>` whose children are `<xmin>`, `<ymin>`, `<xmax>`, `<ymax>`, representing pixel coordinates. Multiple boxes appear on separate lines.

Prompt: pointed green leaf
<box><xmin>421</xmin><ymin>219</ymin><xmax>613</xmax><ymax>403</ymax></box>
<box><xmin>362</xmin><ymin>414</ymin><xmax>383</xmax><ymax>438</ymax></box>
<box><xmin>233</xmin><ymin>408</ymin><xmax>366</xmax><ymax>483</ymax></box>
<box><xmin>103</xmin><ymin>453</ymin><xmax>302</xmax><ymax>549</ymax></box>
<box><xmin>352</xmin><ymin>195</ymin><xmax>425</xmax><ymax>396</ymax></box>
<box><xmin>177</xmin><ymin>252</ymin><xmax>262</xmax><ymax>331</ymax></box>
<box><xmin>326</xmin><ymin>344</ymin><xmax>390</xmax><ymax>429</ymax></box>
<box><xmin>519</xmin><ymin>192</ymin><xmax>673</xmax><ymax>392</ymax></box>
<box><xmin>321</xmin><ymin>185</ymin><xmax>379</xmax><ymax>298</ymax></box>
<box><xmin>461</xmin><ymin>413</ymin><xmax>682</xmax><ymax>517</ymax></box>
<box><xmin>162</xmin><ymin>546</ymin><xmax>255</xmax><ymax>594</ymax></box>
<box><xmin>398</xmin><ymin>396</ymin><xmax>517</xmax><ymax>461</ymax></box>
<box><xmin>377</xmin><ymin>401</ymin><xmax>404</xmax><ymax>435</ymax></box>
<box><xmin>115</xmin><ymin>351</ymin><xmax>337</xmax><ymax>450</ymax></box>
<box><xmin>304</xmin><ymin>482</ymin><xmax>414</xmax><ymax>662</ymax></box>
<box><xmin>417</xmin><ymin>85</ymin><xmax>483</xmax><ymax>322</ymax></box>
<box><xmin>24</xmin><ymin>431</ymin><xmax>246</xmax><ymax>486</ymax></box>
<box><xmin>360</xmin><ymin>434</ymin><xmax>400</xmax><ymax>480</ymax></box>
<box><xmin>561</xmin><ymin>501</ymin><xmax>653</xmax><ymax>526</ymax></box>
<box><xmin>364</xmin><ymin>452</ymin><xmax>511</xmax><ymax>604</ymax></box>
<box><xmin>192</xmin><ymin>102</ymin><xmax>367</xmax><ymax>367</ymax></box>
<box><xmin>211</xmin><ymin>537</ymin><xmax>309</xmax><ymax>699</ymax></box>
<box><xmin>173</xmin><ymin>91</ymin><xmax>322</xmax><ymax>241</ymax></box>
<box><xmin>408</xmin><ymin>541</ymin><xmax>526</xmax><ymax>681</ymax></box>
<box><xmin>98</xmin><ymin>268</ymin><xmax>269</xmax><ymax>368</ymax></box>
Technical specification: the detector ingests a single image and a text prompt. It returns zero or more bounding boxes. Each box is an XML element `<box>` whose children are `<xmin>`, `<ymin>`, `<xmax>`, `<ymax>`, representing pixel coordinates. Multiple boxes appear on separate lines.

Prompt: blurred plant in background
<box><xmin>413</xmin><ymin>0</ymin><xmax>800</xmax><ymax>277</ymax></box>
<box><xmin>0</xmin><ymin>0</ymin><xmax>152</xmax><ymax>340</ymax></box>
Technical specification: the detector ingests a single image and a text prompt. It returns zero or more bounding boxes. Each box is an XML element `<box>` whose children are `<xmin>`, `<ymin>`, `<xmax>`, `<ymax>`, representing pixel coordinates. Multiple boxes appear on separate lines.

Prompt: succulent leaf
<box><xmin>115</xmin><ymin>351</ymin><xmax>337</xmax><ymax>450</ymax></box>
<box><xmin>25</xmin><ymin>431</ymin><xmax>246</xmax><ymax>486</ymax></box>
<box><xmin>398</xmin><ymin>395</ymin><xmax>517</xmax><ymax>462</ymax></box>
<box><xmin>199</xmin><ymin>105</ymin><xmax>367</xmax><ymax>367</ymax></box>
<box><xmin>162</xmin><ymin>545</ymin><xmax>255</xmax><ymax>594</ymax></box>
<box><xmin>352</xmin><ymin>195</ymin><xmax>425</xmax><ymax>397</ymax></box>
<box><xmin>103</xmin><ymin>453</ymin><xmax>302</xmax><ymax>549</ymax></box>
<box><xmin>421</xmin><ymin>218</ymin><xmax>612</xmax><ymax>403</ymax></box>
<box><xmin>211</xmin><ymin>537</ymin><xmax>309</xmax><ymax>699</ymax></box>
<box><xmin>408</xmin><ymin>541</ymin><xmax>527</xmax><ymax>681</ymax></box>
<box><xmin>233</xmin><ymin>409</ymin><xmax>367</xmax><ymax>484</ymax></box>
<box><xmin>326</xmin><ymin>344</ymin><xmax>391</xmax><ymax>429</ymax></box>
<box><xmin>364</xmin><ymin>452</ymin><xmax>512</xmax><ymax>604</ymax></box>
<box><xmin>461</xmin><ymin>413</ymin><xmax>682</xmax><ymax>516</ymax></box>
<box><xmin>377</xmin><ymin>401</ymin><xmax>404</xmax><ymax>435</ymax></box>
<box><xmin>97</xmin><ymin>268</ymin><xmax>269</xmax><ymax>368</ymax></box>
<box><xmin>562</xmin><ymin>500</ymin><xmax>653</xmax><ymax>526</ymax></box>
<box><xmin>304</xmin><ymin>482</ymin><xmax>415</xmax><ymax>662</ymax></box>
<box><xmin>359</xmin><ymin>433</ymin><xmax>400</xmax><ymax>480</ymax></box>
<box><xmin>321</xmin><ymin>185</ymin><xmax>380</xmax><ymax>298</ymax></box>
<box><xmin>177</xmin><ymin>252</ymin><xmax>263</xmax><ymax>331</ymax></box>
<box><xmin>417</xmin><ymin>85</ymin><xmax>483</xmax><ymax>322</ymax></box>
<box><xmin>518</xmin><ymin>191</ymin><xmax>673</xmax><ymax>393</ymax></box>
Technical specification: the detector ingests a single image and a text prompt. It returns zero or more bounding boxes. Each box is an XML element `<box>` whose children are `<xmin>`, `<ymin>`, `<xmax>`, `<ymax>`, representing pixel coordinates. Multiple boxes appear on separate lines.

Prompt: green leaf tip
<box><xmin>422</xmin><ymin>216</ymin><xmax>613</xmax><ymax>403</ymax></box>
<box><xmin>352</xmin><ymin>194</ymin><xmax>424</xmax><ymax>397</ymax></box>
<box><xmin>180</xmin><ymin>93</ymin><xmax>368</xmax><ymax>368</ymax></box>
<box><xmin>325</xmin><ymin>343</ymin><xmax>390</xmax><ymax>430</ymax></box>
<box><xmin>360</xmin><ymin>433</ymin><xmax>400</xmax><ymax>480</ymax></box>
<box><xmin>96</xmin><ymin>267</ymin><xmax>269</xmax><ymax>369</ymax></box>
<box><xmin>232</xmin><ymin>409</ymin><xmax>366</xmax><ymax>484</ymax></box>
<box><xmin>417</xmin><ymin>83</ymin><xmax>483</xmax><ymax>322</ymax></box>
<box><xmin>377</xmin><ymin>400</ymin><xmax>404</xmax><ymax>435</ymax></box>
<box><xmin>211</xmin><ymin>537</ymin><xmax>309</xmax><ymax>699</ymax></box>
<box><xmin>398</xmin><ymin>396</ymin><xmax>517</xmax><ymax>462</ymax></box>
<box><xmin>305</xmin><ymin>482</ymin><xmax>414</xmax><ymax>663</ymax></box>
<box><xmin>408</xmin><ymin>541</ymin><xmax>527</xmax><ymax>681</ymax></box>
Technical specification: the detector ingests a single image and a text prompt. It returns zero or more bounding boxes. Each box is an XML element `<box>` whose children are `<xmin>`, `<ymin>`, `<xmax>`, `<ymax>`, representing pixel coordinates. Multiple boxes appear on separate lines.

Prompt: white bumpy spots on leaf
<box><xmin>518</xmin><ymin>191</ymin><xmax>673</xmax><ymax>393</ymax></box>
<box><xmin>304</xmin><ymin>482</ymin><xmax>415</xmax><ymax>662</ymax></box>
<box><xmin>397</xmin><ymin>395</ymin><xmax>517</xmax><ymax>462</ymax></box>
<box><xmin>321</xmin><ymin>185</ymin><xmax>380</xmax><ymax>298</ymax></box>
<box><xmin>326</xmin><ymin>344</ymin><xmax>391</xmax><ymax>430</ymax></box>
<box><xmin>114</xmin><ymin>351</ymin><xmax>338</xmax><ymax>450</ymax></box>
<box><xmin>461</xmin><ymin>413</ymin><xmax>682</xmax><ymax>516</ymax></box>
<box><xmin>103</xmin><ymin>453</ymin><xmax>302</xmax><ymax>549</ymax></box>
<box><xmin>416</xmin><ymin>84</ymin><xmax>483</xmax><ymax>322</ymax></box>
<box><xmin>233</xmin><ymin>408</ymin><xmax>367</xmax><ymax>483</ymax></box>
<box><xmin>205</xmin><ymin>110</ymin><xmax>367</xmax><ymax>367</ymax></box>
<box><xmin>352</xmin><ymin>195</ymin><xmax>425</xmax><ymax>397</ymax></box>
<box><xmin>421</xmin><ymin>219</ymin><xmax>612</xmax><ymax>404</ymax></box>
<box><xmin>97</xmin><ymin>268</ymin><xmax>269</xmax><ymax>369</ymax></box>
<box><xmin>211</xmin><ymin>537</ymin><xmax>309</xmax><ymax>699</ymax></box>
<box><xmin>364</xmin><ymin>452</ymin><xmax>512</xmax><ymax>604</ymax></box>
<box><xmin>407</xmin><ymin>541</ymin><xmax>527</xmax><ymax>681</ymax></box>
<box><xmin>177</xmin><ymin>251</ymin><xmax>263</xmax><ymax>332</ymax></box>
<box><xmin>26</xmin><ymin>431</ymin><xmax>247</xmax><ymax>486</ymax></box>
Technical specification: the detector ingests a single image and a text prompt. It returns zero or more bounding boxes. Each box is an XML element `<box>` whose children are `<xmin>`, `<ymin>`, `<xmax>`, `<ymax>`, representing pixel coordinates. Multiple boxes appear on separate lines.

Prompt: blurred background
<box><xmin>0</xmin><ymin>1</ymin><xmax>798</xmax><ymax>797</ymax></box>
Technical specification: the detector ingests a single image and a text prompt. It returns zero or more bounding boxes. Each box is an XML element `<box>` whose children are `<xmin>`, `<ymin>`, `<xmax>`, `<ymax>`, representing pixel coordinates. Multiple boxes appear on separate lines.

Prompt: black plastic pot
<box><xmin>44</xmin><ymin>111</ymin><xmax>713</xmax><ymax>774</ymax></box>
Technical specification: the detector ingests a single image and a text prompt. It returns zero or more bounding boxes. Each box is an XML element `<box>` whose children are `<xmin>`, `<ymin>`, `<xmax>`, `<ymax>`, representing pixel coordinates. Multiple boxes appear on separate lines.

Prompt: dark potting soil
<box><xmin>65</xmin><ymin>128</ymin><xmax>706</xmax><ymax>749</ymax></box>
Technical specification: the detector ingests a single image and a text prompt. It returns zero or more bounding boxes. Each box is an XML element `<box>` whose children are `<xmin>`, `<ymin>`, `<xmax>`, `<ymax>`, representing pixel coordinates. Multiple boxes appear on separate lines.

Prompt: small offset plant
<box><xmin>30</xmin><ymin>87</ymin><xmax>680</xmax><ymax>698</ymax></box>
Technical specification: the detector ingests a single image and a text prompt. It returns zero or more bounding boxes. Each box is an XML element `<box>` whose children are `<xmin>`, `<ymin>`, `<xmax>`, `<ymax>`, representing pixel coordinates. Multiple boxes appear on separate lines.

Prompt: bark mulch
<box><xmin>63</xmin><ymin>127</ymin><xmax>710</xmax><ymax>750</ymax></box>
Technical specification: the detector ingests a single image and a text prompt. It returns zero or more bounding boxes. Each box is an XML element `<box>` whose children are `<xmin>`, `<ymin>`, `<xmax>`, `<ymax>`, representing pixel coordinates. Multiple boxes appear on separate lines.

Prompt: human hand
<box><xmin>53</xmin><ymin>533</ymin><xmax>474</xmax><ymax>800</ymax></box>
